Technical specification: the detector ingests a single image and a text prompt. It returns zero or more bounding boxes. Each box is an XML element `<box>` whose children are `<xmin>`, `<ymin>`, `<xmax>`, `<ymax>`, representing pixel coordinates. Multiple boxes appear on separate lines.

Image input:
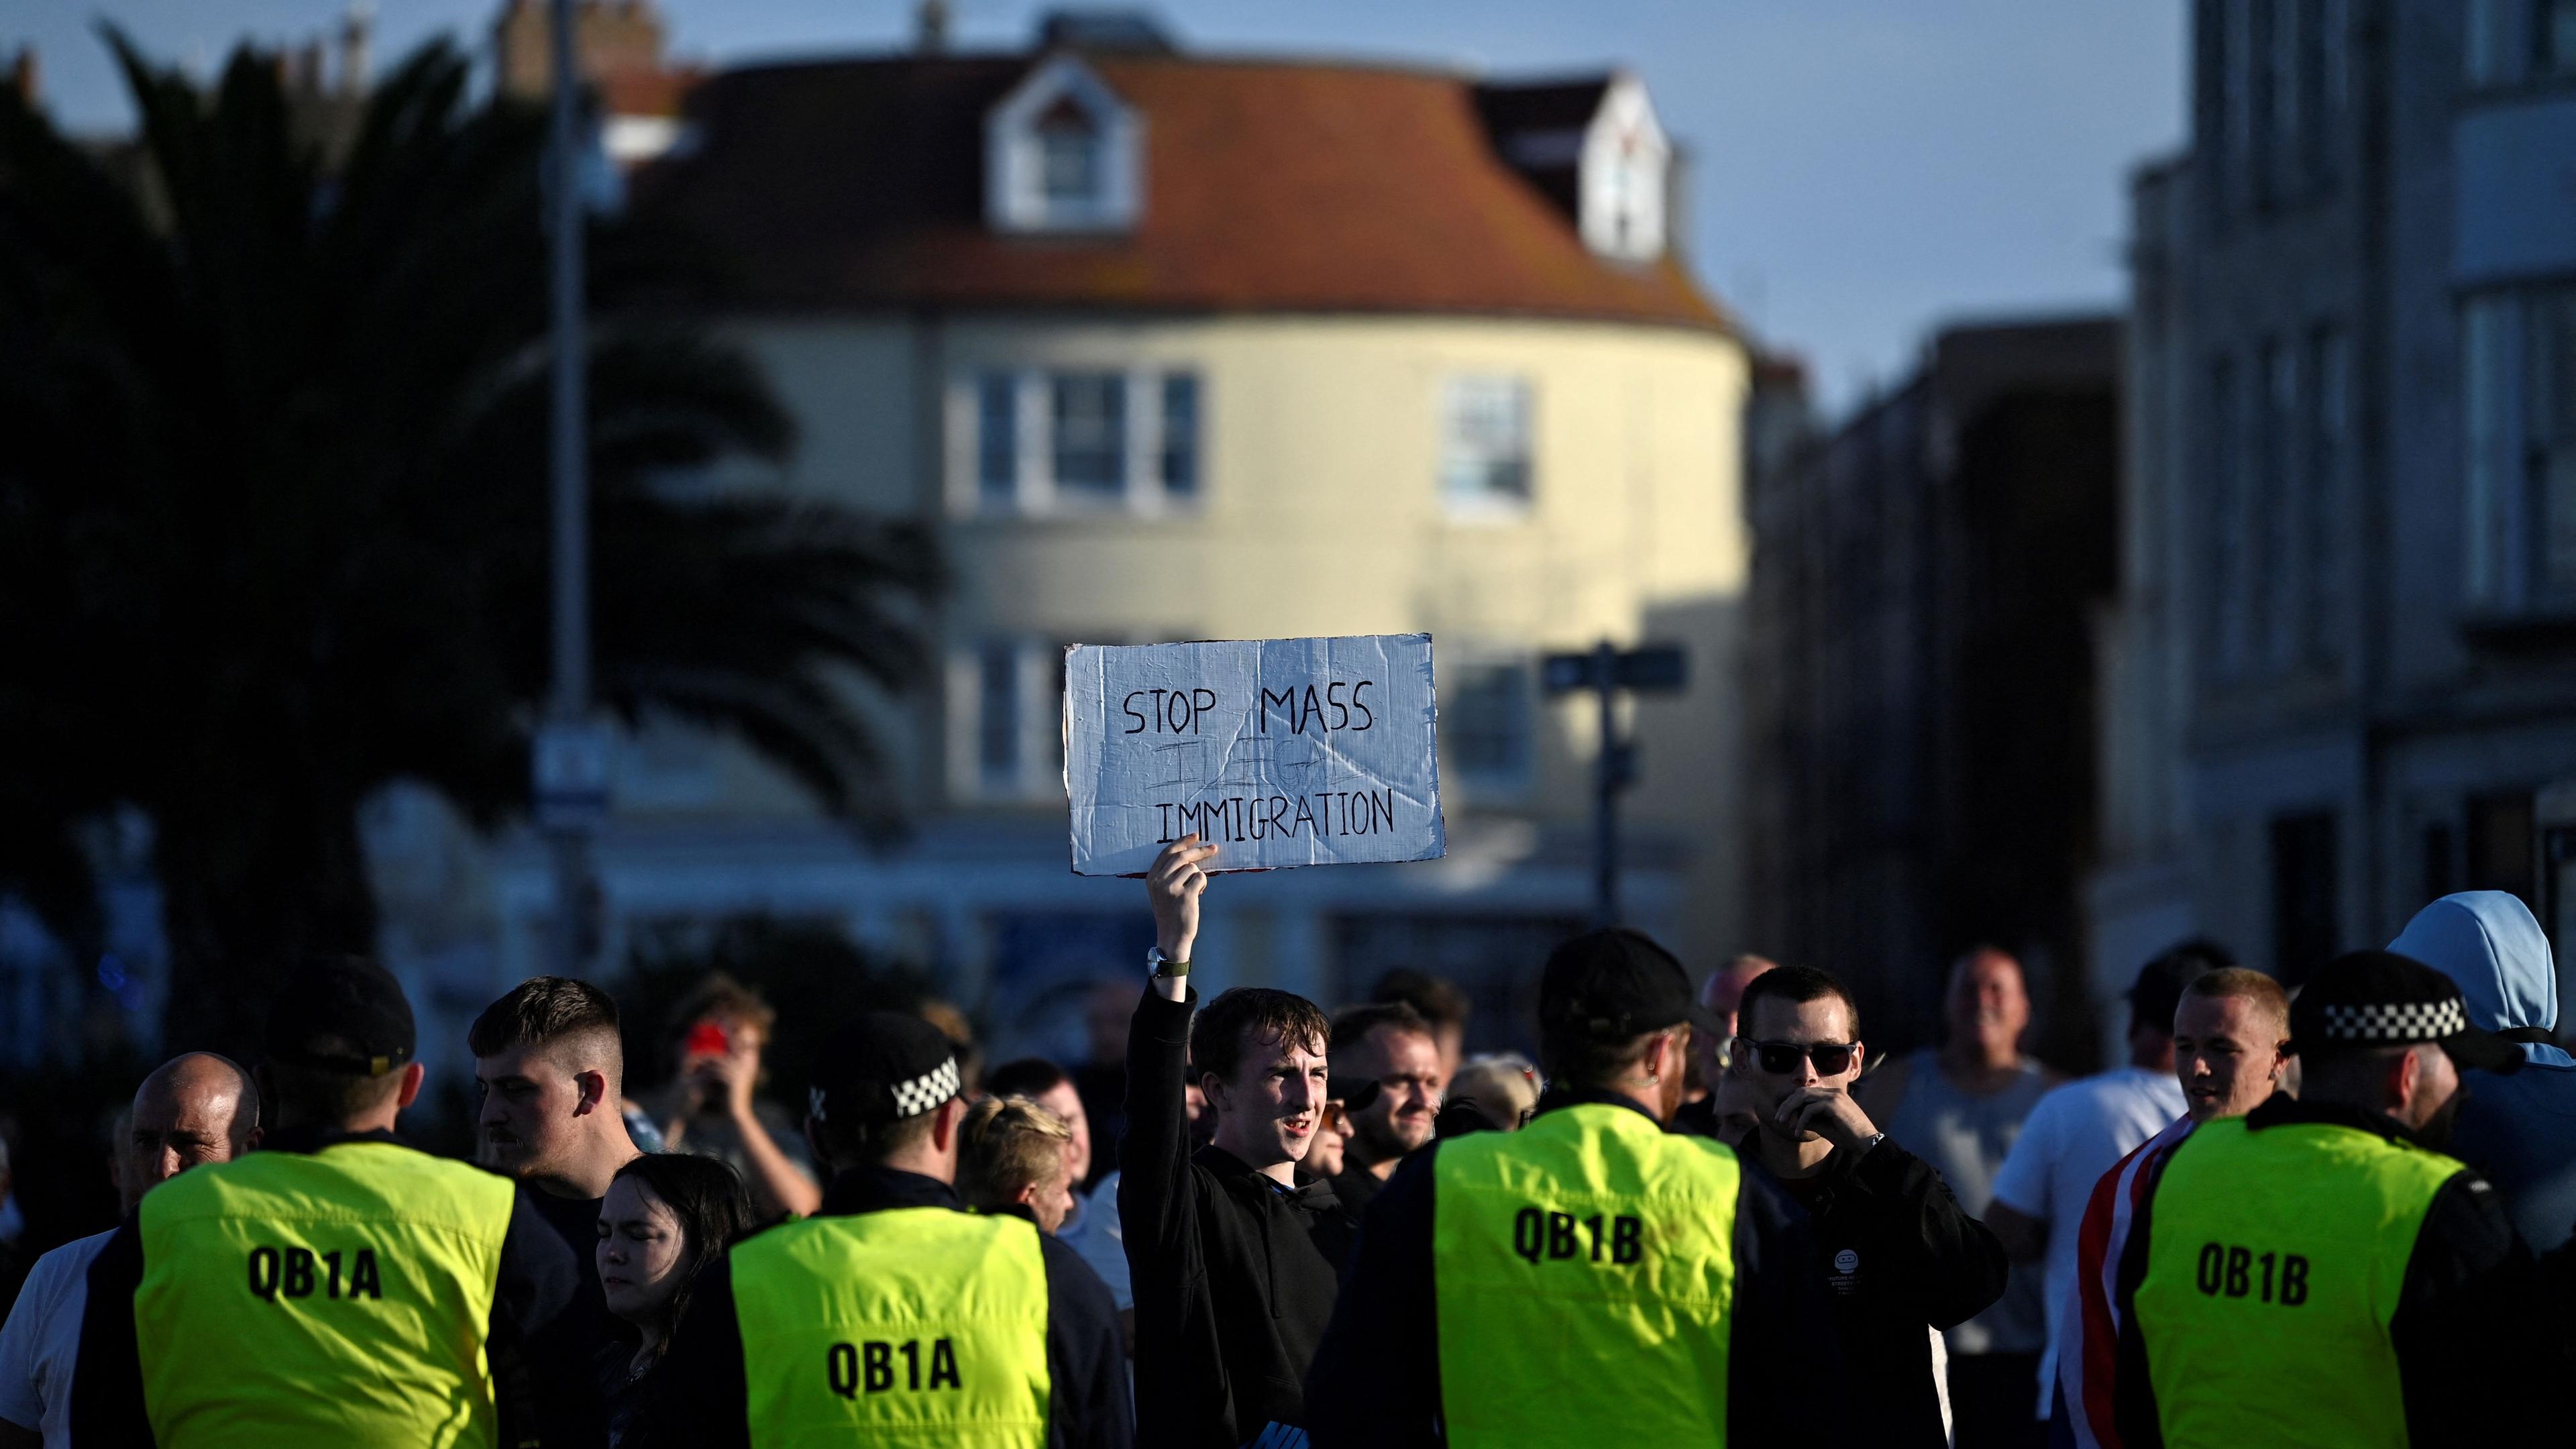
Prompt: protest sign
<box><xmin>1065</xmin><ymin>635</ymin><xmax>1446</xmax><ymax>876</ymax></box>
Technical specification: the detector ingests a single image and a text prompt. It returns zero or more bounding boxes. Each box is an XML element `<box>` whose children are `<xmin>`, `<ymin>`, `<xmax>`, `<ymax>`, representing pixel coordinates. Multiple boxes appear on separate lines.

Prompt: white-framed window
<box><xmin>1444</xmin><ymin>655</ymin><xmax>1534</xmax><ymax>794</ymax></box>
<box><xmin>2464</xmin><ymin>283</ymin><xmax>2576</xmax><ymax>609</ymax></box>
<box><xmin>1036</xmin><ymin>98</ymin><xmax>1103</xmax><ymax>205</ymax></box>
<box><xmin>951</xmin><ymin>639</ymin><xmax>1067</xmax><ymax>802</ymax></box>
<box><xmin>1440</xmin><ymin>376</ymin><xmax>1534</xmax><ymax>517</ymax></box>
<box><xmin>1578</xmin><ymin>74</ymin><xmax>1668</xmax><ymax>262</ymax></box>
<box><xmin>954</xmin><ymin>368</ymin><xmax>1203</xmax><ymax>517</ymax></box>
<box><xmin>985</xmin><ymin>56</ymin><xmax>1142</xmax><ymax>233</ymax></box>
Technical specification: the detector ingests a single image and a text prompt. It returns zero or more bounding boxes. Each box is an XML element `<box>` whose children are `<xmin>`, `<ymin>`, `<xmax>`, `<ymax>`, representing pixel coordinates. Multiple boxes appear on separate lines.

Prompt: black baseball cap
<box><xmin>1540</xmin><ymin>929</ymin><xmax>1720</xmax><ymax>1041</ymax></box>
<box><xmin>808</xmin><ymin>1012</ymin><xmax>961</xmax><ymax>1126</ymax></box>
<box><xmin>2289</xmin><ymin>950</ymin><xmax>2524</xmax><ymax>1075</ymax></box>
<box><xmin>265</xmin><ymin>955</ymin><xmax>416</xmax><ymax>1076</ymax></box>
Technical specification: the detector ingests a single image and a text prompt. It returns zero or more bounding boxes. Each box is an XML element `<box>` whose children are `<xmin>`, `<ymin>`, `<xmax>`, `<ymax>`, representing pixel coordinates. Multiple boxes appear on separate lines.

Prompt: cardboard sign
<box><xmin>1065</xmin><ymin>635</ymin><xmax>1446</xmax><ymax>875</ymax></box>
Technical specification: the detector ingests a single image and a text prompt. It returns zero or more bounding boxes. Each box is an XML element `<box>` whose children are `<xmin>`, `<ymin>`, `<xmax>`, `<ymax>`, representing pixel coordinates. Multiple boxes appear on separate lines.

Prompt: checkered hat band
<box><xmin>2321</xmin><ymin>1000</ymin><xmax>2465</xmax><ymax>1042</ymax></box>
<box><xmin>891</xmin><ymin>1057</ymin><xmax>962</xmax><ymax>1118</ymax></box>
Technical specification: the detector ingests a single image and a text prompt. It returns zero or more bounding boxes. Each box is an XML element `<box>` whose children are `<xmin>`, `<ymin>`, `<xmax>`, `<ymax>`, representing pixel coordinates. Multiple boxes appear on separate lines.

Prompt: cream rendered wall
<box><xmin>710</xmin><ymin>310</ymin><xmax>1752</xmax><ymax>967</ymax></box>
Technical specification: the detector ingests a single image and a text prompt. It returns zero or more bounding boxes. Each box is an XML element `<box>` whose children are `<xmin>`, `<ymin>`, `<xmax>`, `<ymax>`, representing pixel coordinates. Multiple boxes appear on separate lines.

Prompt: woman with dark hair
<box><xmin>596</xmin><ymin>1152</ymin><xmax>755</xmax><ymax>1445</ymax></box>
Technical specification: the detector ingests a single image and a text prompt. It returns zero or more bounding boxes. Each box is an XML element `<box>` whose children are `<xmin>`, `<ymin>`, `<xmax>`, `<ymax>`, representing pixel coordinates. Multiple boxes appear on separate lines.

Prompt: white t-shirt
<box><xmin>1988</xmin><ymin>1065</ymin><xmax>2184</xmax><ymax>1418</ymax></box>
<box><xmin>0</xmin><ymin>1228</ymin><xmax>115</xmax><ymax>1446</ymax></box>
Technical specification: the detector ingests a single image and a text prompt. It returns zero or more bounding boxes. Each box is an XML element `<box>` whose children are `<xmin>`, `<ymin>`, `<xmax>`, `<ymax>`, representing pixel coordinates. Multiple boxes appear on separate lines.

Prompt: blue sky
<box><xmin>9</xmin><ymin>1</ymin><xmax>2186</xmax><ymax>418</ymax></box>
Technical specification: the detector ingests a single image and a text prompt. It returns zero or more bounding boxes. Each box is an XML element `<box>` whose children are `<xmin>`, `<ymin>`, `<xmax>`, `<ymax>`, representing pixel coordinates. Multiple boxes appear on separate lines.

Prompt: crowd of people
<box><xmin>0</xmin><ymin>832</ymin><xmax>2572</xmax><ymax>1447</ymax></box>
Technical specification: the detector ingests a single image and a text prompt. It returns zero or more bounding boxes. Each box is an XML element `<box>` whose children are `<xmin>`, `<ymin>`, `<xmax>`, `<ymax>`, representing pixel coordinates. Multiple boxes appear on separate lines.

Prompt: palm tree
<box><xmin>0</xmin><ymin>32</ymin><xmax>939</xmax><ymax>1054</ymax></box>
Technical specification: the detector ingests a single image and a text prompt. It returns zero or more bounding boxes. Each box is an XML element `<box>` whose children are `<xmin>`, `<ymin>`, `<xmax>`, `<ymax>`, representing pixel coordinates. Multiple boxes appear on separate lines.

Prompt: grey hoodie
<box><xmin>2390</xmin><ymin>891</ymin><xmax>2576</xmax><ymax>1250</ymax></box>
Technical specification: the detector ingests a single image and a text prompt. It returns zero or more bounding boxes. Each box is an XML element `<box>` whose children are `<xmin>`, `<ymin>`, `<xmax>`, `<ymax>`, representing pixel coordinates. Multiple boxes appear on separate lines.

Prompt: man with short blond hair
<box><xmin>2172</xmin><ymin>968</ymin><xmax>2291</xmax><ymax>1122</ymax></box>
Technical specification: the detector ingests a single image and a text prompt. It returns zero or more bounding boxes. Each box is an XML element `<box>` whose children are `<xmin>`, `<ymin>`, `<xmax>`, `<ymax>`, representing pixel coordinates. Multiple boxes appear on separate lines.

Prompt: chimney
<box><xmin>339</xmin><ymin>3</ymin><xmax>372</xmax><ymax>97</ymax></box>
<box><xmin>916</xmin><ymin>0</ymin><xmax>952</xmax><ymax>54</ymax></box>
<box><xmin>10</xmin><ymin>48</ymin><xmax>39</xmax><ymax>108</ymax></box>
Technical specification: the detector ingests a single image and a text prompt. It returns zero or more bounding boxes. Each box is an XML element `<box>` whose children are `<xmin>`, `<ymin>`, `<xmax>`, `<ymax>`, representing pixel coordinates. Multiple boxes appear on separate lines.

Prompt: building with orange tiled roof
<box><xmin>434</xmin><ymin>7</ymin><xmax>1759</xmax><ymax>1050</ymax></box>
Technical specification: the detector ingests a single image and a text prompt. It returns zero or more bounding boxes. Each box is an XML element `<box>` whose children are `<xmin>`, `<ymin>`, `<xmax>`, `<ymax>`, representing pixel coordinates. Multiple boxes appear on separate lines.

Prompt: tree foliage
<box><xmin>0</xmin><ymin>32</ymin><xmax>938</xmax><ymax>1052</ymax></box>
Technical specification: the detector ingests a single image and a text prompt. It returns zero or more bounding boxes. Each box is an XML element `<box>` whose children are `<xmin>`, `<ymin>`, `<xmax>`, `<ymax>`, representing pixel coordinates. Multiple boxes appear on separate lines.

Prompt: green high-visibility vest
<box><xmin>2134</xmin><ymin>1116</ymin><xmax>2464</xmax><ymax>1448</ymax></box>
<box><xmin>1432</xmin><ymin>1102</ymin><xmax>1741</xmax><ymax>1449</ymax></box>
<box><xmin>135</xmin><ymin>1140</ymin><xmax>515</xmax><ymax>1448</ymax></box>
<box><xmin>731</xmin><ymin>1206</ymin><xmax>1052</xmax><ymax>1449</ymax></box>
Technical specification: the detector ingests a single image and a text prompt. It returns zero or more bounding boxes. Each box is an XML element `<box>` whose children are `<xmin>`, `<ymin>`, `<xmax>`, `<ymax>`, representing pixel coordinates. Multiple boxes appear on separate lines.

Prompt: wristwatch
<box><xmin>1855</xmin><ymin>1131</ymin><xmax>1886</xmax><ymax>1156</ymax></box>
<box><xmin>1146</xmin><ymin>946</ymin><xmax>1191</xmax><ymax>979</ymax></box>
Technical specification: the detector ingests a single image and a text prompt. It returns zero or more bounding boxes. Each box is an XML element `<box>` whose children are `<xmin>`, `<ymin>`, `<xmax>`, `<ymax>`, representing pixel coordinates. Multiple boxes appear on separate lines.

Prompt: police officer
<box><xmin>2108</xmin><ymin>949</ymin><xmax>2546</xmax><ymax>1448</ymax></box>
<box><xmin>1303</xmin><ymin>930</ymin><xmax>1843</xmax><ymax>1448</ymax></box>
<box><xmin>69</xmin><ymin>955</ymin><xmax>597</xmax><ymax>1448</ymax></box>
<box><xmin>640</xmin><ymin>1012</ymin><xmax>1130</xmax><ymax>1449</ymax></box>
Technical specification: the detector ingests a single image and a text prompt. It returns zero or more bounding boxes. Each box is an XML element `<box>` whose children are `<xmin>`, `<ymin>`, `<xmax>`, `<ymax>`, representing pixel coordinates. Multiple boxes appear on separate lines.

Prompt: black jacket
<box><xmin>1716</xmin><ymin>1124</ymin><xmax>2008</xmax><ymax>1448</ymax></box>
<box><xmin>1121</xmin><ymin>986</ymin><xmax>1354</xmax><ymax>1449</ymax></box>
<box><xmin>2109</xmin><ymin>1095</ymin><xmax>2547</xmax><ymax>1448</ymax></box>
<box><xmin>1301</xmin><ymin>1091</ymin><xmax>1845</xmax><ymax>1448</ymax></box>
<box><xmin>637</xmin><ymin>1165</ymin><xmax>1132</xmax><ymax>1449</ymax></box>
<box><xmin>68</xmin><ymin>1125</ymin><xmax>600</xmax><ymax>1448</ymax></box>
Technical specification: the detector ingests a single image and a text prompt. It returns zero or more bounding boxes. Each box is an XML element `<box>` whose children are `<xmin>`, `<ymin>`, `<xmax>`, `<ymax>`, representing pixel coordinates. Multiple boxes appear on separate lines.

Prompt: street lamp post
<box><xmin>535</xmin><ymin>0</ymin><xmax>606</xmax><ymax>975</ymax></box>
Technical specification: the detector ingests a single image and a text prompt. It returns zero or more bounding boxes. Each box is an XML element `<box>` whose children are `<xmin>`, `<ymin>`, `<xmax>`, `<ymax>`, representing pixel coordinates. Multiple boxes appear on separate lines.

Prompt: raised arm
<box><xmin>1119</xmin><ymin>837</ymin><xmax>1218</xmax><ymax>1260</ymax></box>
<box><xmin>1147</xmin><ymin>835</ymin><xmax>1214</xmax><ymax>1002</ymax></box>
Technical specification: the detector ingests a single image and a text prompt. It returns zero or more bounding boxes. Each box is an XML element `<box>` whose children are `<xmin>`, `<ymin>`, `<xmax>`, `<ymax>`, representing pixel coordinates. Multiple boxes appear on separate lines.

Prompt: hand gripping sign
<box><xmin>1065</xmin><ymin>635</ymin><xmax>1447</xmax><ymax>876</ymax></box>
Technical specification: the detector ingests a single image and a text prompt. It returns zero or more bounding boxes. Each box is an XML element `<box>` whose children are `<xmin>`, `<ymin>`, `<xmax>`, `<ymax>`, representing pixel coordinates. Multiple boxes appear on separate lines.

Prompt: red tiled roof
<box><xmin>629</xmin><ymin>53</ymin><xmax>1730</xmax><ymax>333</ymax></box>
<box><xmin>600</xmin><ymin>66</ymin><xmax>702</xmax><ymax>119</ymax></box>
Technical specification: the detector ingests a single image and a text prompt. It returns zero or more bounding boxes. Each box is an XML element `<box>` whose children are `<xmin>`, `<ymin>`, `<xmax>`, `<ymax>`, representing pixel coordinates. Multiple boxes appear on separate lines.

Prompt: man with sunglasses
<box><xmin>1729</xmin><ymin>965</ymin><xmax>2008</xmax><ymax>1448</ymax></box>
<box><xmin>1303</xmin><ymin>928</ymin><xmax>1842</xmax><ymax>1448</ymax></box>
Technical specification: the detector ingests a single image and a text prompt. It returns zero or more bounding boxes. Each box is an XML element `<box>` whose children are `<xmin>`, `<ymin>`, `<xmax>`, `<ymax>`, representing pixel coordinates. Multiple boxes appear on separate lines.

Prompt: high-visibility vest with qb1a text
<box><xmin>730</xmin><ymin>1206</ymin><xmax>1053</xmax><ymax>1449</ymax></box>
<box><xmin>136</xmin><ymin>1140</ymin><xmax>516</xmax><ymax>1448</ymax></box>
<box><xmin>1432</xmin><ymin>1102</ymin><xmax>1742</xmax><ymax>1449</ymax></box>
<box><xmin>2133</xmin><ymin>1116</ymin><xmax>2464</xmax><ymax>1449</ymax></box>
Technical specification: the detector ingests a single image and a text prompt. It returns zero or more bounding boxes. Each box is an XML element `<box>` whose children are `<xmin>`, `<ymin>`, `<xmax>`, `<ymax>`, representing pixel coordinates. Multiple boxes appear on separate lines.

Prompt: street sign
<box><xmin>533</xmin><ymin>718</ymin><xmax>614</xmax><ymax>830</ymax></box>
<box><xmin>1542</xmin><ymin>643</ymin><xmax>1688</xmax><ymax>695</ymax></box>
<box><xmin>1540</xmin><ymin>641</ymin><xmax>1691</xmax><ymax>928</ymax></box>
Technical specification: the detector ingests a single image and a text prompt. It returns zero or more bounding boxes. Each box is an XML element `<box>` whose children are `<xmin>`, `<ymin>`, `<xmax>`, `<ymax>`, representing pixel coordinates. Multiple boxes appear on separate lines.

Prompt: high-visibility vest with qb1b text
<box><xmin>1432</xmin><ymin>1102</ymin><xmax>1742</xmax><ymax>1449</ymax></box>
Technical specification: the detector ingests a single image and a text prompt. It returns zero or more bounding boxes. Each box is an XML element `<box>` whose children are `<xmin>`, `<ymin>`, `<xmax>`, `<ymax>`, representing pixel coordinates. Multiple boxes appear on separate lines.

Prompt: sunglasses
<box><xmin>1738</xmin><ymin>1038</ymin><xmax>1861</xmax><ymax>1076</ymax></box>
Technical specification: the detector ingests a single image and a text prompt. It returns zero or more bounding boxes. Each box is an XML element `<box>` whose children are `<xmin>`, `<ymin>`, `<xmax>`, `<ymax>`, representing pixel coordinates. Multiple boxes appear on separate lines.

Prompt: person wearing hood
<box><xmin>2388</xmin><ymin>890</ymin><xmax>2576</xmax><ymax>1251</ymax></box>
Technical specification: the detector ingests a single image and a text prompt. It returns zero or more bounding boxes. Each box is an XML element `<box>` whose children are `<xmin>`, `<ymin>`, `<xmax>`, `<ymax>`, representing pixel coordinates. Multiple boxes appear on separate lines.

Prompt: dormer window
<box><xmin>1036</xmin><ymin>98</ymin><xmax>1102</xmax><ymax>205</ymax></box>
<box><xmin>1579</xmin><ymin>74</ymin><xmax>1668</xmax><ymax>262</ymax></box>
<box><xmin>987</xmin><ymin>56</ymin><xmax>1142</xmax><ymax>233</ymax></box>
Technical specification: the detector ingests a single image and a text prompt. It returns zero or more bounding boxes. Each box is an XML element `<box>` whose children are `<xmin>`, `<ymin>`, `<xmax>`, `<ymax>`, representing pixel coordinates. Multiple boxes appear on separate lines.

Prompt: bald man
<box><xmin>1675</xmin><ymin>955</ymin><xmax>1776</xmax><ymax>1140</ymax></box>
<box><xmin>0</xmin><ymin>1054</ymin><xmax>258</xmax><ymax>1448</ymax></box>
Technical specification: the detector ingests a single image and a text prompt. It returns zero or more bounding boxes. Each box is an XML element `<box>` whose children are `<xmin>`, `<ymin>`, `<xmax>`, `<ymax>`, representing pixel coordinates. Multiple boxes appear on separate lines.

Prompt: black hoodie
<box><xmin>1121</xmin><ymin>987</ymin><xmax>1355</xmax><ymax>1449</ymax></box>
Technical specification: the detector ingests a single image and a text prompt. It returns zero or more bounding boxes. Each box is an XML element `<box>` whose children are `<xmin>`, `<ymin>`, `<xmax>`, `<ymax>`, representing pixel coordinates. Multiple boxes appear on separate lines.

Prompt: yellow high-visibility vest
<box><xmin>136</xmin><ymin>1140</ymin><xmax>515</xmax><ymax>1448</ymax></box>
<box><xmin>2134</xmin><ymin>1116</ymin><xmax>2463</xmax><ymax>1448</ymax></box>
<box><xmin>731</xmin><ymin>1206</ymin><xmax>1052</xmax><ymax>1449</ymax></box>
<box><xmin>1432</xmin><ymin>1102</ymin><xmax>1741</xmax><ymax>1449</ymax></box>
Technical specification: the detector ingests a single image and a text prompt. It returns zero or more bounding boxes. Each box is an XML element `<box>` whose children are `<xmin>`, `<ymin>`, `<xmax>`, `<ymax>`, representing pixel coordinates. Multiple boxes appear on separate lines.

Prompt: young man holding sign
<box><xmin>1123</xmin><ymin>835</ymin><xmax>1354</xmax><ymax>1449</ymax></box>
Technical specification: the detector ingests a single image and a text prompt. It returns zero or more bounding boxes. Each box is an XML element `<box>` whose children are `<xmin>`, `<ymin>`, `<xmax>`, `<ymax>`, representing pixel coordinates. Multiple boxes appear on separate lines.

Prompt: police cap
<box><xmin>809</xmin><ymin>1012</ymin><xmax>961</xmax><ymax>1126</ymax></box>
<box><xmin>2290</xmin><ymin>949</ymin><xmax>2523</xmax><ymax>1075</ymax></box>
